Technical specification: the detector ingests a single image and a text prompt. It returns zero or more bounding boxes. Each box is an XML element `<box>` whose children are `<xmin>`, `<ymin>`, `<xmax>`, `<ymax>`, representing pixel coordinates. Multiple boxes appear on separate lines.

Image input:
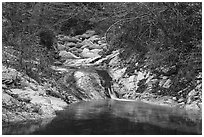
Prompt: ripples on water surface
<box><xmin>2</xmin><ymin>99</ymin><xmax>202</xmax><ymax>135</ymax></box>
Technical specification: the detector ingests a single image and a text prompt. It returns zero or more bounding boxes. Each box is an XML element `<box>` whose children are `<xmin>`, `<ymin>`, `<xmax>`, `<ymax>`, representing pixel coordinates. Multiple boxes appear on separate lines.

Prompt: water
<box><xmin>2</xmin><ymin>99</ymin><xmax>202</xmax><ymax>135</ymax></box>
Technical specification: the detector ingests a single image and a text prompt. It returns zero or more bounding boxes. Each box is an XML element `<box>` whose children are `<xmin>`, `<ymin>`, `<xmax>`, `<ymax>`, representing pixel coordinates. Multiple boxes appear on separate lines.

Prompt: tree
<box><xmin>105</xmin><ymin>2</ymin><xmax>201</xmax><ymax>97</ymax></box>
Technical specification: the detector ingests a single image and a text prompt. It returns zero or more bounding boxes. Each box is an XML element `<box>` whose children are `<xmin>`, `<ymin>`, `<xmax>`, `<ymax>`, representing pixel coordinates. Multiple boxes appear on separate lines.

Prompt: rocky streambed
<box><xmin>2</xmin><ymin>29</ymin><xmax>202</xmax><ymax>127</ymax></box>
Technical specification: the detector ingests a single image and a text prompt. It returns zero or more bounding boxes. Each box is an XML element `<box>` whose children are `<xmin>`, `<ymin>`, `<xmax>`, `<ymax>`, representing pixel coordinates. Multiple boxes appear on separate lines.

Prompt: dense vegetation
<box><xmin>2</xmin><ymin>2</ymin><xmax>202</xmax><ymax>98</ymax></box>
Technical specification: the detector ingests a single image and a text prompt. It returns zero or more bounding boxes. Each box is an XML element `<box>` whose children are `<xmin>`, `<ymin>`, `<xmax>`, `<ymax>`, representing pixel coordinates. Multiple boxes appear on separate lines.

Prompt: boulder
<box><xmin>2</xmin><ymin>67</ymin><xmax>18</xmax><ymax>85</ymax></box>
<box><xmin>71</xmin><ymin>51</ymin><xmax>80</xmax><ymax>56</ymax></box>
<box><xmin>88</xmin><ymin>43</ymin><xmax>103</xmax><ymax>49</ymax></box>
<box><xmin>162</xmin><ymin>79</ymin><xmax>171</xmax><ymax>88</ymax></box>
<box><xmin>81</xmin><ymin>48</ymin><xmax>101</xmax><ymax>58</ymax></box>
<box><xmin>59</xmin><ymin>50</ymin><xmax>80</xmax><ymax>59</ymax></box>
<box><xmin>87</xmin><ymin>35</ymin><xmax>100</xmax><ymax>43</ymax></box>
<box><xmin>109</xmin><ymin>67</ymin><xmax>127</xmax><ymax>81</ymax></box>
<box><xmin>57</xmin><ymin>34</ymin><xmax>65</xmax><ymax>40</ymax></box>
<box><xmin>98</xmin><ymin>40</ymin><xmax>106</xmax><ymax>45</ymax></box>
<box><xmin>61</xmin><ymin>36</ymin><xmax>81</xmax><ymax>43</ymax></box>
<box><xmin>185</xmin><ymin>101</ymin><xmax>200</xmax><ymax>112</ymax></box>
<box><xmin>39</xmin><ymin>105</ymin><xmax>55</xmax><ymax>116</ymax></box>
<box><xmin>63</xmin><ymin>56</ymin><xmax>101</xmax><ymax>67</ymax></box>
<box><xmin>69</xmin><ymin>47</ymin><xmax>78</xmax><ymax>52</ymax></box>
<box><xmin>78</xmin><ymin>30</ymin><xmax>96</xmax><ymax>39</ymax></box>
<box><xmin>53</xmin><ymin>61</ymin><xmax>63</xmax><ymax>66</ymax></box>
<box><xmin>57</xmin><ymin>43</ymin><xmax>66</xmax><ymax>51</ymax></box>
<box><xmin>85</xmin><ymin>30</ymin><xmax>96</xmax><ymax>36</ymax></box>
<box><xmin>65</xmin><ymin>42</ymin><xmax>77</xmax><ymax>48</ymax></box>
<box><xmin>100</xmin><ymin>43</ymin><xmax>108</xmax><ymax>50</ymax></box>
<box><xmin>2</xmin><ymin>92</ymin><xmax>14</xmax><ymax>106</ymax></box>
<box><xmin>48</xmin><ymin>96</ymin><xmax>67</xmax><ymax>110</ymax></box>
<box><xmin>75</xmin><ymin>43</ymin><xmax>83</xmax><ymax>48</ymax></box>
<box><xmin>89</xmin><ymin>49</ymin><xmax>103</xmax><ymax>54</ymax></box>
<box><xmin>60</xmin><ymin>69</ymin><xmax>108</xmax><ymax>100</ymax></box>
<box><xmin>80</xmin><ymin>39</ymin><xmax>94</xmax><ymax>49</ymax></box>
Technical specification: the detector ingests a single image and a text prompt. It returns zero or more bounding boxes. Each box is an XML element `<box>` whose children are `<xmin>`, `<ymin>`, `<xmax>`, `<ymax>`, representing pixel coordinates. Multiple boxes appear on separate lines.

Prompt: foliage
<box><xmin>106</xmin><ymin>2</ymin><xmax>201</xmax><ymax>97</ymax></box>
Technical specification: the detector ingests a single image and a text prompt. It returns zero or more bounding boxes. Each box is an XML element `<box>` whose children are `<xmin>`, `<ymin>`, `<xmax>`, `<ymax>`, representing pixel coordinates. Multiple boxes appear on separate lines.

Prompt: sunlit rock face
<box><xmin>2</xmin><ymin>66</ymin><xmax>68</xmax><ymax>124</ymax></box>
<box><xmin>106</xmin><ymin>49</ymin><xmax>202</xmax><ymax>115</ymax></box>
<box><xmin>59</xmin><ymin>68</ymin><xmax>110</xmax><ymax>101</ymax></box>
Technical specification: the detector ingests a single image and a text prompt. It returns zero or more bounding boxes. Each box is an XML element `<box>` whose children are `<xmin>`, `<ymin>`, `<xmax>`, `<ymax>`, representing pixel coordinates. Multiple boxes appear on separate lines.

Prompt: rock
<box><xmin>118</xmin><ymin>75</ymin><xmax>137</xmax><ymax>92</ymax></box>
<box><xmin>185</xmin><ymin>101</ymin><xmax>200</xmax><ymax>111</ymax></box>
<box><xmin>53</xmin><ymin>61</ymin><xmax>63</xmax><ymax>66</ymax></box>
<box><xmin>61</xmin><ymin>36</ymin><xmax>81</xmax><ymax>43</ymax></box>
<box><xmin>197</xmin><ymin>102</ymin><xmax>202</xmax><ymax>109</ymax></box>
<box><xmin>28</xmin><ymin>83</ymin><xmax>38</xmax><ymax>91</ymax></box>
<box><xmin>75</xmin><ymin>43</ymin><xmax>83</xmax><ymax>48</ymax></box>
<box><xmin>79</xmin><ymin>30</ymin><xmax>96</xmax><ymax>39</ymax></box>
<box><xmin>98</xmin><ymin>40</ymin><xmax>106</xmax><ymax>45</ymax></box>
<box><xmin>73</xmin><ymin>70</ymin><xmax>107</xmax><ymax>100</ymax></box>
<box><xmin>57</xmin><ymin>34</ymin><xmax>65</xmax><ymax>40</ymax></box>
<box><xmin>100</xmin><ymin>43</ymin><xmax>108</xmax><ymax>49</ymax></box>
<box><xmin>2</xmin><ymin>92</ymin><xmax>14</xmax><ymax>106</ymax></box>
<box><xmin>2</xmin><ymin>67</ymin><xmax>18</xmax><ymax>85</ymax></box>
<box><xmin>36</xmin><ymin>96</ymin><xmax>67</xmax><ymax>116</ymax></box>
<box><xmin>8</xmin><ymin>88</ymin><xmax>36</xmax><ymax>103</ymax></box>
<box><xmin>10</xmin><ymin>88</ymin><xmax>36</xmax><ymax>96</ymax></box>
<box><xmin>30</xmin><ymin>96</ymin><xmax>51</xmax><ymax>106</ymax></box>
<box><xmin>65</xmin><ymin>42</ymin><xmax>77</xmax><ymax>48</ymax></box>
<box><xmin>159</xmin><ymin>76</ymin><xmax>168</xmax><ymax>87</ymax></box>
<box><xmin>90</xmin><ymin>49</ymin><xmax>103</xmax><ymax>54</ymax></box>
<box><xmin>177</xmin><ymin>98</ymin><xmax>184</xmax><ymax>103</ymax></box>
<box><xmin>172</xmin><ymin>97</ymin><xmax>177</xmax><ymax>101</ymax></box>
<box><xmin>162</xmin><ymin>79</ymin><xmax>171</xmax><ymax>88</ymax></box>
<box><xmin>81</xmin><ymin>48</ymin><xmax>101</xmax><ymax>58</ymax></box>
<box><xmin>89</xmin><ymin>43</ymin><xmax>103</xmax><ymax>49</ymax></box>
<box><xmin>80</xmin><ymin>38</ymin><xmax>103</xmax><ymax>49</ymax></box>
<box><xmin>2</xmin><ymin>84</ymin><xmax>7</xmax><ymax>89</ymax></box>
<box><xmin>92</xmin><ymin>50</ymin><xmax>119</xmax><ymax>65</ymax></box>
<box><xmin>85</xmin><ymin>30</ymin><xmax>96</xmax><ymax>35</ymax></box>
<box><xmin>109</xmin><ymin>67</ymin><xmax>127</xmax><ymax>81</ymax></box>
<box><xmin>178</xmin><ymin>102</ymin><xmax>185</xmax><ymax>106</ymax></box>
<box><xmin>57</xmin><ymin>43</ymin><xmax>66</xmax><ymax>51</ymax></box>
<box><xmin>59</xmin><ymin>50</ymin><xmax>80</xmax><ymax>59</ymax></box>
<box><xmin>108</xmin><ymin>51</ymin><xmax>121</xmax><ymax>67</ymax></box>
<box><xmin>186</xmin><ymin>89</ymin><xmax>200</xmax><ymax>104</ymax></box>
<box><xmin>63</xmin><ymin>56</ymin><xmax>101</xmax><ymax>67</ymax></box>
<box><xmin>49</xmin><ymin>97</ymin><xmax>67</xmax><ymax>110</ymax></box>
<box><xmin>69</xmin><ymin>47</ymin><xmax>78</xmax><ymax>52</ymax></box>
<box><xmin>57</xmin><ymin>67</ymin><xmax>111</xmax><ymax>101</ymax></box>
<box><xmin>2</xmin><ymin>67</ymin><xmax>69</xmax><ymax>124</ymax></box>
<box><xmin>80</xmin><ymin>39</ymin><xmax>94</xmax><ymax>48</ymax></box>
<box><xmin>188</xmin><ymin>89</ymin><xmax>197</xmax><ymax>97</ymax></box>
<box><xmin>78</xmin><ymin>34</ymin><xmax>91</xmax><ymax>39</ymax></box>
<box><xmin>50</xmin><ymin>66</ymin><xmax>70</xmax><ymax>73</ymax></box>
<box><xmin>74</xmin><ymin>35</ymin><xmax>82</xmax><ymax>39</ymax></box>
<box><xmin>71</xmin><ymin>51</ymin><xmax>81</xmax><ymax>57</ymax></box>
<box><xmin>87</xmin><ymin>35</ymin><xmax>100</xmax><ymax>43</ymax></box>
<box><xmin>39</xmin><ymin>105</ymin><xmax>55</xmax><ymax>116</ymax></box>
<box><xmin>76</xmin><ymin>48</ymin><xmax>83</xmax><ymax>53</ymax></box>
<box><xmin>45</xmin><ymin>88</ymin><xmax>63</xmax><ymax>98</ymax></box>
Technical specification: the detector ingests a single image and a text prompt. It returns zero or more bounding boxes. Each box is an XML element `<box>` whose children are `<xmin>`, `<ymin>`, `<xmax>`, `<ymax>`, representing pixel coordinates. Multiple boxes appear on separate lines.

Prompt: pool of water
<box><xmin>2</xmin><ymin>99</ymin><xmax>202</xmax><ymax>135</ymax></box>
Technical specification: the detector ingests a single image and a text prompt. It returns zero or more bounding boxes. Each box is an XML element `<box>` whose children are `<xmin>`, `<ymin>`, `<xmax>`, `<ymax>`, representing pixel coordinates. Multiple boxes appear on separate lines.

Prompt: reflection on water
<box><xmin>2</xmin><ymin>99</ymin><xmax>202</xmax><ymax>135</ymax></box>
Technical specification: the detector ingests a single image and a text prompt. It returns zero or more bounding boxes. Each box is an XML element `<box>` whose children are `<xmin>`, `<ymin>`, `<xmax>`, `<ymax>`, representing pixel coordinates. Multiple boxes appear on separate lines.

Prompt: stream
<box><xmin>2</xmin><ymin>99</ymin><xmax>202</xmax><ymax>135</ymax></box>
